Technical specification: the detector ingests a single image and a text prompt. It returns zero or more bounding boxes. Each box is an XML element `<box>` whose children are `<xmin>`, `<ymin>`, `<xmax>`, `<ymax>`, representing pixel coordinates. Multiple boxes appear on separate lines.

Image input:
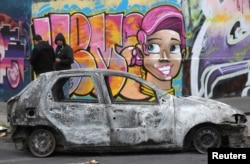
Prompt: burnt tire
<box><xmin>193</xmin><ymin>126</ymin><xmax>221</xmax><ymax>154</ymax></box>
<box><xmin>28</xmin><ymin>129</ymin><xmax>56</xmax><ymax>157</ymax></box>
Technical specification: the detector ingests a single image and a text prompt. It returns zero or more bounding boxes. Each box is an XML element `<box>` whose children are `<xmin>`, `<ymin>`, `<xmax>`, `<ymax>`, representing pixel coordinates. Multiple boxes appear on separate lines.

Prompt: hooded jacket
<box><xmin>54</xmin><ymin>33</ymin><xmax>74</xmax><ymax>70</ymax></box>
<box><xmin>30</xmin><ymin>41</ymin><xmax>55</xmax><ymax>75</ymax></box>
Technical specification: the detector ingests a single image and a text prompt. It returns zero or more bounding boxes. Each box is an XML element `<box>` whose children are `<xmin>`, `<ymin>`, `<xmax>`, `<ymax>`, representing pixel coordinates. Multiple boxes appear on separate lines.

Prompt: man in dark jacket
<box><xmin>54</xmin><ymin>33</ymin><xmax>74</xmax><ymax>99</ymax></box>
<box><xmin>54</xmin><ymin>33</ymin><xmax>74</xmax><ymax>70</ymax></box>
<box><xmin>30</xmin><ymin>35</ymin><xmax>55</xmax><ymax>77</ymax></box>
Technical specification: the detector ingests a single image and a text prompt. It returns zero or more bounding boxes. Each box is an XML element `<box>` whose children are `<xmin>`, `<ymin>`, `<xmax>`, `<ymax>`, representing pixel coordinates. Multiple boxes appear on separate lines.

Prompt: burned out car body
<box><xmin>7</xmin><ymin>69</ymin><xmax>248</xmax><ymax>157</ymax></box>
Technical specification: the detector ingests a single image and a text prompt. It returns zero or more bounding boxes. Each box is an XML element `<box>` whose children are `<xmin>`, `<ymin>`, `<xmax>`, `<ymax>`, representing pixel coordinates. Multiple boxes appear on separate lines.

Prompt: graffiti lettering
<box><xmin>32</xmin><ymin>12</ymin><xmax>143</xmax><ymax>71</ymax></box>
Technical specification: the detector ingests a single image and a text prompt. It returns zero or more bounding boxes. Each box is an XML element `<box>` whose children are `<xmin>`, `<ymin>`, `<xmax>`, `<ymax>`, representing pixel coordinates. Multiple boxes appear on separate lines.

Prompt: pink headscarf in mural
<box><xmin>131</xmin><ymin>5</ymin><xmax>186</xmax><ymax>66</ymax></box>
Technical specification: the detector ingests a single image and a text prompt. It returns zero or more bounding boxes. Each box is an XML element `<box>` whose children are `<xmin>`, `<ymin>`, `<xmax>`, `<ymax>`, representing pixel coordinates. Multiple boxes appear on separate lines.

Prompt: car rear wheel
<box><xmin>193</xmin><ymin>126</ymin><xmax>221</xmax><ymax>153</ymax></box>
<box><xmin>28</xmin><ymin>129</ymin><xmax>56</xmax><ymax>157</ymax></box>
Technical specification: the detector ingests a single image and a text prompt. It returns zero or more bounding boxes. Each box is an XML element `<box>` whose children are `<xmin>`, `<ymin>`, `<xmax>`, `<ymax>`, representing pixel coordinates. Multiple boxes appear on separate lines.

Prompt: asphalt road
<box><xmin>0</xmin><ymin>139</ymin><xmax>211</xmax><ymax>164</ymax></box>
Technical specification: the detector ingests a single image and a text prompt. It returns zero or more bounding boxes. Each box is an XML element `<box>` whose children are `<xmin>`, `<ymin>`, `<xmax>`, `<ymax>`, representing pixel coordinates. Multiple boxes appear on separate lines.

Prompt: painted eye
<box><xmin>147</xmin><ymin>44</ymin><xmax>160</xmax><ymax>53</ymax></box>
<box><xmin>170</xmin><ymin>45</ymin><xmax>181</xmax><ymax>54</ymax></box>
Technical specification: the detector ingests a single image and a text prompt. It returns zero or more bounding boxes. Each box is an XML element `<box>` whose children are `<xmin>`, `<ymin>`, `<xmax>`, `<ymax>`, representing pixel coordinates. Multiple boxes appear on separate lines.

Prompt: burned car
<box><xmin>7</xmin><ymin>69</ymin><xmax>248</xmax><ymax>157</ymax></box>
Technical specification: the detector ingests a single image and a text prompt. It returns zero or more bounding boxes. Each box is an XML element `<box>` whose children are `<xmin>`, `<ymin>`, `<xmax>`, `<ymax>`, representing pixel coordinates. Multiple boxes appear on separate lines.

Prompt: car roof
<box><xmin>39</xmin><ymin>68</ymin><xmax>162</xmax><ymax>91</ymax></box>
<box><xmin>45</xmin><ymin>68</ymin><xmax>138</xmax><ymax>78</ymax></box>
<box><xmin>8</xmin><ymin>68</ymin><xmax>169</xmax><ymax>103</ymax></box>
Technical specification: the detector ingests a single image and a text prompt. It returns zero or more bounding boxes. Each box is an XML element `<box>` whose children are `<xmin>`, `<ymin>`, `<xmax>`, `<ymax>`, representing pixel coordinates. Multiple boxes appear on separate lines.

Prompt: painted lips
<box><xmin>154</xmin><ymin>64</ymin><xmax>171</xmax><ymax>77</ymax></box>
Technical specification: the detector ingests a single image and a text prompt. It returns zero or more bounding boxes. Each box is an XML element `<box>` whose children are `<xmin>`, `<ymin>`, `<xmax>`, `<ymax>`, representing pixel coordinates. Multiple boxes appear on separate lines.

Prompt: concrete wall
<box><xmin>1</xmin><ymin>0</ymin><xmax>250</xmax><ymax>101</ymax></box>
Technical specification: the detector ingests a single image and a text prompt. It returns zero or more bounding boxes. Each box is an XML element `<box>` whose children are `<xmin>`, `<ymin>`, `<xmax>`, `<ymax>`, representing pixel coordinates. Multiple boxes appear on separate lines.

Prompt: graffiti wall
<box><xmin>187</xmin><ymin>0</ymin><xmax>250</xmax><ymax>98</ymax></box>
<box><xmin>0</xmin><ymin>0</ymin><xmax>250</xmax><ymax>101</ymax></box>
<box><xmin>0</xmin><ymin>0</ymin><xmax>32</xmax><ymax>101</ymax></box>
<box><xmin>31</xmin><ymin>0</ymin><xmax>186</xmax><ymax>102</ymax></box>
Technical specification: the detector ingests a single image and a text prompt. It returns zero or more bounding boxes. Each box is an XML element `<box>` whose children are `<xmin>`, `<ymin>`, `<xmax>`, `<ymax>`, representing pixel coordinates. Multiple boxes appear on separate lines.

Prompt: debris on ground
<box><xmin>0</xmin><ymin>126</ymin><xmax>7</xmax><ymax>137</ymax></box>
<box><xmin>82</xmin><ymin>159</ymin><xmax>99</xmax><ymax>164</ymax></box>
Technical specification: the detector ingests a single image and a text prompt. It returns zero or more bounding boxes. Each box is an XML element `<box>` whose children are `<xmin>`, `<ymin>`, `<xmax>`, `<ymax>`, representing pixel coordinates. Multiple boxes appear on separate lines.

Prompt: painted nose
<box><xmin>159</xmin><ymin>51</ymin><xmax>169</xmax><ymax>62</ymax></box>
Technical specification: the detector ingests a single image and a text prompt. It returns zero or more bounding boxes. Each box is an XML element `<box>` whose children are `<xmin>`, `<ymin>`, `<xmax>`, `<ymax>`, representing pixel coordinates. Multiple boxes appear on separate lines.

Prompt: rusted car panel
<box><xmin>7</xmin><ymin>69</ymin><xmax>248</xmax><ymax>157</ymax></box>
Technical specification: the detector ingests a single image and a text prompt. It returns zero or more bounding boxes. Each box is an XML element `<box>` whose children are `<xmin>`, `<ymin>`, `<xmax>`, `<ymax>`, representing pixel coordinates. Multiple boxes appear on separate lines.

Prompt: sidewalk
<box><xmin>216</xmin><ymin>96</ymin><xmax>250</xmax><ymax>114</ymax></box>
<box><xmin>0</xmin><ymin>101</ymin><xmax>8</xmax><ymax>138</ymax></box>
<box><xmin>0</xmin><ymin>101</ymin><xmax>8</xmax><ymax>128</ymax></box>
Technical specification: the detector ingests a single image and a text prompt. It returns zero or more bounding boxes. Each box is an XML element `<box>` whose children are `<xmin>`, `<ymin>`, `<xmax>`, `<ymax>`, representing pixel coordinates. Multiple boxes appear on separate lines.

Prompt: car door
<box><xmin>46</xmin><ymin>73</ymin><xmax>110</xmax><ymax>146</ymax></box>
<box><xmin>101</xmin><ymin>74</ymin><xmax>175</xmax><ymax>146</ymax></box>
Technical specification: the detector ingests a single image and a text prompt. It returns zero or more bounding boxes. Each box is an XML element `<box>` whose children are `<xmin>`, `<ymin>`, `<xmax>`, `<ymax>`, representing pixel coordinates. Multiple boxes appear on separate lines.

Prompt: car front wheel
<box><xmin>28</xmin><ymin>129</ymin><xmax>56</xmax><ymax>157</ymax></box>
<box><xmin>193</xmin><ymin>126</ymin><xmax>221</xmax><ymax>153</ymax></box>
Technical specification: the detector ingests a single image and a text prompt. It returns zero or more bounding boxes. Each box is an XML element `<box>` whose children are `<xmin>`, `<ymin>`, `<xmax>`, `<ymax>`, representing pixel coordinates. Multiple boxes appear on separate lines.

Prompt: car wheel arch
<box><xmin>13</xmin><ymin>125</ymin><xmax>66</xmax><ymax>146</ymax></box>
<box><xmin>183</xmin><ymin>122</ymin><xmax>222</xmax><ymax>152</ymax></box>
<box><xmin>30</xmin><ymin>126</ymin><xmax>66</xmax><ymax>146</ymax></box>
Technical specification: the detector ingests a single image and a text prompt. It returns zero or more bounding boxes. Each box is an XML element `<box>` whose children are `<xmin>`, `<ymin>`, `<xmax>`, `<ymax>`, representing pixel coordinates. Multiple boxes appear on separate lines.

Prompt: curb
<box><xmin>0</xmin><ymin>134</ymin><xmax>12</xmax><ymax>143</ymax></box>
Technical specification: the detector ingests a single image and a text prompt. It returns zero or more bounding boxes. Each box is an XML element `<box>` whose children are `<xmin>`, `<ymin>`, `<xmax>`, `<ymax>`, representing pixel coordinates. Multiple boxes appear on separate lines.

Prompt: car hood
<box><xmin>172</xmin><ymin>95</ymin><xmax>247</xmax><ymax>126</ymax></box>
<box><xmin>177</xmin><ymin>95</ymin><xmax>245</xmax><ymax>115</ymax></box>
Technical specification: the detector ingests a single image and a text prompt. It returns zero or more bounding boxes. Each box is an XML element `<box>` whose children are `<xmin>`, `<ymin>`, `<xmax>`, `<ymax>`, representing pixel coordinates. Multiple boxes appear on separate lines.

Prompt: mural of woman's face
<box><xmin>143</xmin><ymin>29</ymin><xmax>182</xmax><ymax>80</ymax></box>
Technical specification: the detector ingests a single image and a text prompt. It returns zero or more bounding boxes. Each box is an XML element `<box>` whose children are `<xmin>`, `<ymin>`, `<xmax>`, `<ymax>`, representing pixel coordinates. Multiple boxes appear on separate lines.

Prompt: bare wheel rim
<box><xmin>29</xmin><ymin>129</ymin><xmax>56</xmax><ymax>157</ymax></box>
<box><xmin>193</xmin><ymin>126</ymin><xmax>221</xmax><ymax>154</ymax></box>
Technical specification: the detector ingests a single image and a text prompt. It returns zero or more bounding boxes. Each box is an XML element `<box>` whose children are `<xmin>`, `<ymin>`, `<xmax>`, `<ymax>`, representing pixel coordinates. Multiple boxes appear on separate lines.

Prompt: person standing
<box><xmin>30</xmin><ymin>34</ymin><xmax>55</xmax><ymax>77</ymax></box>
<box><xmin>54</xmin><ymin>33</ymin><xmax>74</xmax><ymax>99</ymax></box>
<box><xmin>54</xmin><ymin>33</ymin><xmax>74</xmax><ymax>71</ymax></box>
